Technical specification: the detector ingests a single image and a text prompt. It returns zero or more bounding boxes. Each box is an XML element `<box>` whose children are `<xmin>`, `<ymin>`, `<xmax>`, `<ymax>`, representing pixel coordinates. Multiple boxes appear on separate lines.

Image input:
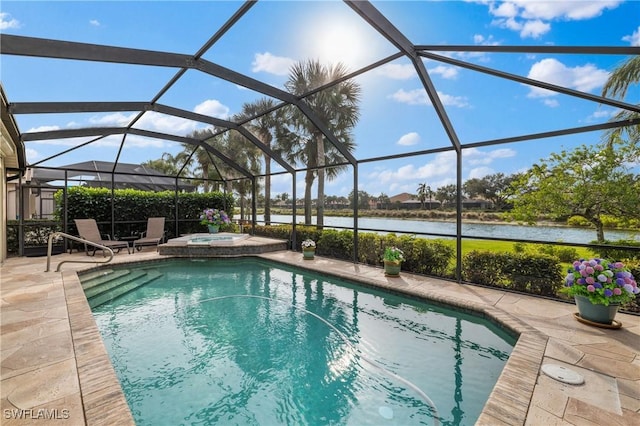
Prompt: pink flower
<box><xmin>585</xmin><ymin>266</ymin><xmax>595</xmax><ymax>275</ymax></box>
<box><xmin>585</xmin><ymin>277</ymin><xmax>595</xmax><ymax>285</ymax></box>
<box><xmin>587</xmin><ymin>285</ymin><xmax>595</xmax><ymax>292</ymax></box>
<box><xmin>594</xmin><ymin>264</ymin><xmax>604</xmax><ymax>271</ymax></box>
<box><xmin>613</xmin><ymin>288</ymin><xmax>622</xmax><ymax>295</ymax></box>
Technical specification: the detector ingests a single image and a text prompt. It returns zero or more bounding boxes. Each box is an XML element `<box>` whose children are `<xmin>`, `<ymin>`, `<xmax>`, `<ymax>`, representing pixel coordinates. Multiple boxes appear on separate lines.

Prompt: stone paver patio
<box><xmin>1</xmin><ymin>238</ymin><xmax>639</xmax><ymax>425</ymax></box>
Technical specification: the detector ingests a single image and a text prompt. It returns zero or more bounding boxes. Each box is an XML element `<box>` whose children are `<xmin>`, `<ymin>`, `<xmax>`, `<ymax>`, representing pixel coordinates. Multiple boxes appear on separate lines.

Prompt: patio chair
<box><xmin>74</xmin><ymin>219</ymin><xmax>131</xmax><ymax>255</ymax></box>
<box><xmin>133</xmin><ymin>217</ymin><xmax>166</xmax><ymax>252</ymax></box>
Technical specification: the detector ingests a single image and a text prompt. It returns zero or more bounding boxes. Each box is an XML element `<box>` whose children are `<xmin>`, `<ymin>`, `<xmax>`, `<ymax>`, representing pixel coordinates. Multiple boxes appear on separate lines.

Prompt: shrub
<box><xmin>462</xmin><ymin>251</ymin><xmax>562</xmax><ymax>296</ymax></box>
<box><xmin>590</xmin><ymin>239</ymin><xmax>640</xmax><ymax>261</ymax></box>
<box><xmin>567</xmin><ymin>216</ymin><xmax>591</xmax><ymax>227</ymax></box>
<box><xmin>556</xmin><ymin>247</ymin><xmax>579</xmax><ymax>263</ymax></box>
<box><xmin>461</xmin><ymin>251</ymin><xmax>507</xmax><ymax>287</ymax></box>
<box><xmin>513</xmin><ymin>242</ymin><xmax>528</xmax><ymax>253</ymax></box>
<box><xmin>317</xmin><ymin>229</ymin><xmax>354</xmax><ymax>260</ymax></box>
<box><xmin>53</xmin><ymin>186</ymin><xmax>234</xmax><ymax>238</ymax></box>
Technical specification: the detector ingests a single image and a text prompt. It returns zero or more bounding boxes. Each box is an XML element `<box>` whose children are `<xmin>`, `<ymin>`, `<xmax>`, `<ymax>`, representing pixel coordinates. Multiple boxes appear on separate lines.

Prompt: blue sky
<box><xmin>1</xmin><ymin>0</ymin><xmax>638</xmax><ymax>198</ymax></box>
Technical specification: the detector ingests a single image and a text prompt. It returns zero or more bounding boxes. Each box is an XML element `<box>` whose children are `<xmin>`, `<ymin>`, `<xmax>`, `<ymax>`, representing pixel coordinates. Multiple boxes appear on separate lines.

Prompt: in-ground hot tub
<box><xmin>178</xmin><ymin>233</ymin><xmax>250</xmax><ymax>245</ymax></box>
<box><xmin>158</xmin><ymin>233</ymin><xmax>287</xmax><ymax>257</ymax></box>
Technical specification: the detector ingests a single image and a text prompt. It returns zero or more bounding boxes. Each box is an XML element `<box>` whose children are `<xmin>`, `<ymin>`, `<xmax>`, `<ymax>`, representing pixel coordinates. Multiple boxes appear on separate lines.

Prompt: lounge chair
<box><xmin>74</xmin><ymin>219</ymin><xmax>131</xmax><ymax>255</ymax></box>
<box><xmin>133</xmin><ymin>217</ymin><xmax>165</xmax><ymax>252</ymax></box>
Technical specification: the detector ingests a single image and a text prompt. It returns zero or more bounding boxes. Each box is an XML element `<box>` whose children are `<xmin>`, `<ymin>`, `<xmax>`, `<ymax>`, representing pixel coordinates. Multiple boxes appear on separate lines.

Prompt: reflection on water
<box><xmin>93</xmin><ymin>259</ymin><xmax>515</xmax><ymax>426</ymax></box>
<box><xmin>263</xmin><ymin>215</ymin><xmax>638</xmax><ymax>244</ymax></box>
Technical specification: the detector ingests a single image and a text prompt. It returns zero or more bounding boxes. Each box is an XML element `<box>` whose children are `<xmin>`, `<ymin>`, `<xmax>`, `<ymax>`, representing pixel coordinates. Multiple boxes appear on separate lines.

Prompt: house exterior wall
<box><xmin>1</xmin><ymin>85</ymin><xmax>23</xmax><ymax>263</ymax></box>
<box><xmin>1</xmin><ymin>124</ymin><xmax>19</xmax><ymax>262</ymax></box>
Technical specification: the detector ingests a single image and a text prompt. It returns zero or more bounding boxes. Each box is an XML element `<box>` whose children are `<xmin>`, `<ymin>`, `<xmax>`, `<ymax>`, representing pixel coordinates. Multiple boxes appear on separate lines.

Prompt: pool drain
<box><xmin>378</xmin><ymin>406</ymin><xmax>394</xmax><ymax>420</ymax></box>
<box><xmin>541</xmin><ymin>364</ymin><xmax>584</xmax><ymax>385</ymax></box>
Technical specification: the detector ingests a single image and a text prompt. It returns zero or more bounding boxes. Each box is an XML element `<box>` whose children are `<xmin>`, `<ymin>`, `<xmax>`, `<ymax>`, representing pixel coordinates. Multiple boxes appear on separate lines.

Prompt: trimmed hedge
<box><xmin>590</xmin><ymin>239</ymin><xmax>640</xmax><ymax>261</ymax></box>
<box><xmin>53</xmin><ymin>186</ymin><xmax>234</xmax><ymax>238</ymax></box>
<box><xmin>462</xmin><ymin>251</ymin><xmax>563</xmax><ymax>296</ymax></box>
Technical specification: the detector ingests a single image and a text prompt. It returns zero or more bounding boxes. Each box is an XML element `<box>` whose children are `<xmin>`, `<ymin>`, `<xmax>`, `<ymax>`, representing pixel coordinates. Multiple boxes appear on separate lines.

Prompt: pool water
<box><xmin>91</xmin><ymin>259</ymin><xmax>515</xmax><ymax>425</ymax></box>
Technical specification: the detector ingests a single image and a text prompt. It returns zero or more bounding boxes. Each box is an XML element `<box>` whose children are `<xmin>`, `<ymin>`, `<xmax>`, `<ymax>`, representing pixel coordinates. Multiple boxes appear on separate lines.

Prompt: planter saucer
<box><xmin>573</xmin><ymin>312</ymin><xmax>622</xmax><ymax>329</ymax></box>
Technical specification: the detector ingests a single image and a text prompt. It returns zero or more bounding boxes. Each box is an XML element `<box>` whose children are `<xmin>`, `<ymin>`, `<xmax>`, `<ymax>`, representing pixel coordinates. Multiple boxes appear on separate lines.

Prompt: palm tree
<box><xmin>220</xmin><ymin>129</ymin><xmax>262</xmax><ymax>220</ymax></box>
<box><xmin>141</xmin><ymin>154</ymin><xmax>180</xmax><ymax>176</ymax></box>
<box><xmin>377</xmin><ymin>193</ymin><xmax>390</xmax><ymax>210</ymax></box>
<box><xmin>601</xmin><ymin>56</ymin><xmax>640</xmax><ymax>150</ymax></box>
<box><xmin>417</xmin><ymin>183</ymin><xmax>431</xmax><ymax>209</ymax></box>
<box><xmin>188</xmin><ymin>128</ymin><xmax>224</xmax><ymax>193</ymax></box>
<box><xmin>281</xmin><ymin>60</ymin><xmax>361</xmax><ymax>227</ymax></box>
<box><xmin>239</xmin><ymin>98</ymin><xmax>280</xmax><ymax>225</ymax></box>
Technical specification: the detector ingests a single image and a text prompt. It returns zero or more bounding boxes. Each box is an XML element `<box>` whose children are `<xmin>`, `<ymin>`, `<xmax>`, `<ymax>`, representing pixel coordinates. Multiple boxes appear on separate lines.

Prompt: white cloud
<box><xmin>194</xmin><ymin>99</ymin><xmax>230</xmax><ymax>119</ymax></box>
<box><xmin>438</xmin><ymin>92</ymin><xmax>469</xmax><ymax>107</ymax></box>
<box><xmin>390</xmin><ymin>88</ymin><xmax>427</xmax><ymax>105</ymax></box>
<box><xmin>27</xmin><ymin>136</ymin><xmax>95</xmax><ymax>147</ymax></box>
<box><xmin>397</xmin><ymin>132</ymin><xmax>420</xmax><ymax>146</ymax></box>
<box><xmin>376</xmin><ymin>63</ymin><xmax>416</xmax><ymax>80</ymax></box>
<box><xmin>490</xmin><ymin>2</ymin><xmax>519</xmax><ymax>18</ymax></box>
<box><xmin>585</xmin><ymin>108</ymin><xmax>617</xmax><ymax>122</ymax></box>
<box><xmin>485</xmin><ymin>0</ymin><xmax>621</xmax><ymax>38</ymax></box>
<box><xmin>89</xmin><ymin>112</ymin><xmax>134</xmax><ymax>126</ymax></box>
<box><xmin>513</xmin><ymin>0</ymin><xmax>621</xmax><ymax>20</ymax></box>
<box><xmin>465</xmin><ymin>147</ymin><xmax>516</xmax><ymax>166</ymax></box>
<box><xmin>89</xmin><ymin>19</ymin><xmax>100</xmax><ymax>26</ymax></box>
<box><xmin>0</xmin><ymin>12</ymin><xmax>21</xmax><ymax>30</ymax></box>
<box><xmin>25</xmin><ymin>148</ymin><xmax>39</xmax><ymax>162</ymax></box>
<box><xmin>135</xmin><ymin>112</ymin><xmax>199</xmax><ymax>135</ymax></box>
<box><xmin>429</xmin><ymin>65</ymin><xmax>458</xmax><ymax>79</ymax></box>
<box><xmin>526</xmin><ymin>58</ymin><xmax>609</xmax><ymax>99</ymax></box>
<box><xmin>519</xmin><ymin>20</ymin><xmax>550</xmax><ymax>38</ymax></box>
<box><xmin>118</xmin><ymin>134</ymin><xmax>166</xmax><ymax>148</ymax></box>
<box><xmin>27</xmin><ymin>125</ymin><xmax>60</xmax><ymax>133</ymax></box>
<box><xmin>365</xmin><ymin>147</ymin><xmax>514</xmax><ymax>190</ymax></box>
<box><xmin>389</xmin><ymin>89</ymin><xmax>468</xmax><ymax>107</ymax></box>
<box><xmin>468</xmin><ymin>166</ymin><xmax>495</xmax><ymax>179</ymax></box>
<box><xmin>622</xmin><ymin>26</ymin><xmax>640</xmax><ymax>46</ymax></box>
<box><xmin>251</xmin><ymin>52</ymin><xmax>295</xmax><ymax>76</ymax></box>
<box><xmin>376</xmin><ymin>62</ymin><xmax>459</xmax><ymax>81</ymax></box>
<box><xmin>543</xmin><ymin>98</ymin><xmax>559</xmax><ymax>108</ymax></box>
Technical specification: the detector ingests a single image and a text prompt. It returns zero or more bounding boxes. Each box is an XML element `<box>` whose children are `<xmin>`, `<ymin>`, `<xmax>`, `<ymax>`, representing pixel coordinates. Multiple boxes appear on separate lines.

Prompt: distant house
<box><xmin>390</xmin><ymin>192</ymin><xmax>414</xmax><ymax>204</ymax></box>
<box><xmin>443</xmin><ymin>199</ymin><xmax>494</xmax><ymax>210</ymax></box>
<box><xmin>401</xmin><ymin>199</ymin><xmax>422</xmax><ymax>210</ymax></box>
<box><xmin>462</xmin><ymin>199</ymin><xmax>493</xmax><ymax>209</ymax></box>
<box><xmin>389</xmin><ymin>192</ymin><xmax>440</xmax><ymax>210</ymax></box>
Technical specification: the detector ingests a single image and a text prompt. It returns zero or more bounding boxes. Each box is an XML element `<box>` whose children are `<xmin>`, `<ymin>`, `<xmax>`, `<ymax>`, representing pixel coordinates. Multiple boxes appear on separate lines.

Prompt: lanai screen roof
<box><xmin>1</xmin><ymin>1</ymin><xmax>638</xmax><ymax>197</ymax></box>
<box><xmin>30</xmin><ymin>161</ymin><xmax>195</xmax><ymax>192</ymax></box>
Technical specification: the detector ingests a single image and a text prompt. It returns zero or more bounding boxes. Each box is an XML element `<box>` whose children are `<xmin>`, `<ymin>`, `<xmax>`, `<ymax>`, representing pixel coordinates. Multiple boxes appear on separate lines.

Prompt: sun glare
<box><xmin>307</xmin><ymin>17</ymin><xmax>375</xmax><ymax>69</ymax></box>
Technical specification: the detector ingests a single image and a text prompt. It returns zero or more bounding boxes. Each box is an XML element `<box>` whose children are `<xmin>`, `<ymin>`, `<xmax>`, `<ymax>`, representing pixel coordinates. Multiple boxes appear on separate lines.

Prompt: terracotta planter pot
<box><xmin>384</xmin><ymin>260</ymin><xmax>401</xmax><ymax>277</ymax></box>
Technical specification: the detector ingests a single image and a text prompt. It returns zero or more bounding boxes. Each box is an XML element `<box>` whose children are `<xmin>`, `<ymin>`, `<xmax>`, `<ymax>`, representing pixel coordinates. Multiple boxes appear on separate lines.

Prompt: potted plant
<box><xmin>564</xmin><ymin>258</ymin><xmax>638</xmax><ymax>326</ymax></box>
<box><xmin>301</xmin><ymin>239</ymin><xmax>316</xmax><ymax>260</ymax></box>
<box><xmin>23</xmin><ymin>221</ymin><xmax>64</xmax><ymax>257</ymax></box>
<box><xmin>199</xmin><ymin>208</ymin><xmax>231</xmax><ymax>233</ymax></box>
<box><xmin>383</xmin><ymin>246</ymin><xmax>405</xmax><ymax>277</ymax></box>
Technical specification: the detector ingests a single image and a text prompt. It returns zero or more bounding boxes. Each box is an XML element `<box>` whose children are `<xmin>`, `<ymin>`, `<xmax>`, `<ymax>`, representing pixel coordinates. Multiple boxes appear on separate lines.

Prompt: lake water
<box><xmin>258</xmin><ymin>215</ymin><xmax>638</xmax><ymax>245</ymax></box>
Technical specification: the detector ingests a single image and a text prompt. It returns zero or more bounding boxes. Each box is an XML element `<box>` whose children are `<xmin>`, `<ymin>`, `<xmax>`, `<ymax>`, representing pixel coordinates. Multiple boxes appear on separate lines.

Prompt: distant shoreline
<box><xmin>264</xmin><ymin>208</ymin><xmax>639</xmax><ymax>233</ymax></box>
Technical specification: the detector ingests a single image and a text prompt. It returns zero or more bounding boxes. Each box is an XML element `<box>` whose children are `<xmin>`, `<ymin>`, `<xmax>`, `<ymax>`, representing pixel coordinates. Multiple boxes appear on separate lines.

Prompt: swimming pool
<box><xmin>89</xmin><ymin>258</ymin><xmax>515</xmax><ymax>425</ymax></box>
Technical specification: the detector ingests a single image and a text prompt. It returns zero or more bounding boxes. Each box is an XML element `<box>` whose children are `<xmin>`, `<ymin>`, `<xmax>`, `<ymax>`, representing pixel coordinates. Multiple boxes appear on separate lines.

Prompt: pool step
<box><xmin>81</xmin><ymin>269</ymin><xmax>131</xmax><ymax>291</ymax></box>
<box><xmin>88</xmin><ymin>269</ymin><xmax>163</xmax><ymax>309</ymax></box>
<box><xmin>84</xmin><ymin>270</ymin><xmax>147</xmax><ymax>299</ymax></box>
